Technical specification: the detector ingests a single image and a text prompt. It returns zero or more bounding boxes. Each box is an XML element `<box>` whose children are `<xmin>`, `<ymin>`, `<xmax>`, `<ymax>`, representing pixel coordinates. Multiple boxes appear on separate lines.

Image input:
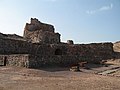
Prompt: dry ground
<box><xmin>0</xmin><ymin>61</ymin><xmax>120</xmax><ymax>90</ymax></box>
<box><xmin>114</xmin><ymin>41</ymin><xmax>120</xmax><ymax>52</ymax></box>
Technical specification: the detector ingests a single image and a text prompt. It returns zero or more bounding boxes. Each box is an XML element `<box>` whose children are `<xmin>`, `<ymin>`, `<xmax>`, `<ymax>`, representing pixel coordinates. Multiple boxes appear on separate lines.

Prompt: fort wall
<box><xmin>28</xmin><ymin>55</ymin><xmax>103</xmax><ymax>68</ymax></box>
<box><xmin>0</xmin><ymin>38</ymin><xmax>113</xmax><ymax>58</ymax></box>
<box><xmin>0</xmin><ymin>38</ymin><xmax>35</xmax><ymax>54</ymax></box>
<box><xmin>0</xmin><ymin>37</ymin><xmax>114</xmax><ymax>68</ymax></box>
<box><xmin>0</xmin><ymin>18</ymin><xmax>115</xmax><ymax>68</ymax></box>
<box><xmin>0</xmin><ymin>54</ymin><xmax>29</xmax><ymax>67</ymax></box>
<box><xmin>23</xmin><ymin>18</ymin><xmax>60</xmax><ymax>44</ymax></box>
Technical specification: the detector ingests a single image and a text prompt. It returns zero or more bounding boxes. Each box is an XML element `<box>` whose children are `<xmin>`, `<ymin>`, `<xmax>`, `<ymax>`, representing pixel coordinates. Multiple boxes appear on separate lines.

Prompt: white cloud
<box><xmin>86</xmin><ymin>10</ymin><xmax>96</xmax><ymax>14</ymax></box>
<box><xmin>86</xmin><ymin>3</ymin><xmax>113</xmax><ymax>15</ymax></box>
<box><xmin>99</xmin><ymin>3</ymin><xmax>113</xmax><ymax>11</ymax></box>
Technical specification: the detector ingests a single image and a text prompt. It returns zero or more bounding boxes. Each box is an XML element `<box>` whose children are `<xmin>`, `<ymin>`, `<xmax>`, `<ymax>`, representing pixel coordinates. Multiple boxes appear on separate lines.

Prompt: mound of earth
<box><xmin>113</xmin><ymin>41</ymin><xmax>120</xmax><ymax>52</ymax></box>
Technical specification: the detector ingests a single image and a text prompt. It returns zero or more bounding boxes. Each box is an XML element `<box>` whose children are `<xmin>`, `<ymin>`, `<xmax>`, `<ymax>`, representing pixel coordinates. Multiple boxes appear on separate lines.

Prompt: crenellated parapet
<box><xmin>24</xmin><ymin>18</ymin><xmax>55</xmax><ymax>32</ymax></box>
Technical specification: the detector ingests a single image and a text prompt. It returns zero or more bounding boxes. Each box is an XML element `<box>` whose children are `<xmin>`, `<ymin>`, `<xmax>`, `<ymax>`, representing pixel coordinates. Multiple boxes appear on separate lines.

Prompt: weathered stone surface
<box><xmin>0</xmin><ymin>32</ymin><xmax>25</xmax><ymax>41</ymax></box>
<box><xmin>23</xmin><ymin>18</ymin><xmax>61</xmax><ymax>44</ymax></box>
<box><xmin>67</xmin><ymin>40</ymin><xmax>74</xmax><ymax>44</ymax></box>
<box><xmin>114</xmin><ymin>41</ymin><xmax>120</xmax><ymax>52</ymax></box>
<box><xmin>0</xmin><ymin>18</ymin><xmax>116</xmax><ymax>68</ymax></box>
<box><xmin>0</xmin><ymin>54</ymin><xmax>29</xmax><ymax>67</ymax></box>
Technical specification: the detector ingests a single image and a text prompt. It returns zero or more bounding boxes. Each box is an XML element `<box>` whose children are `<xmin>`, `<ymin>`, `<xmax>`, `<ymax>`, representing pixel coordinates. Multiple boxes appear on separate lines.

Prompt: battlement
<box><xmin>31</xmin><ymin>18</ymin><xmax>41</xmax><ymax>24</ymax></box>
<box><xmin>24</xmin><ymin>18</ymin><xmax>55</xmax><ymax>32</ymax></box>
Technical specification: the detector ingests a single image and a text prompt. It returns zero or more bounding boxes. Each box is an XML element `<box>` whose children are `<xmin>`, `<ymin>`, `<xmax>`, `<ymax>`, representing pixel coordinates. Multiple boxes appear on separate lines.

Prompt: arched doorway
<box><xmin>55</xmin><ymin>49</ymin><xmax>62</xmax><ymax>55</ymax></box>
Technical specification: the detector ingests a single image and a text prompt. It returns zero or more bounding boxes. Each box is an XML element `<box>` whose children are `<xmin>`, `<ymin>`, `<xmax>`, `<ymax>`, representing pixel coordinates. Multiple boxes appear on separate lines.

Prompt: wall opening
<box><xmin>55</xmin><ymin>49</ymin><xmax>62</xmax><ymax>55</ymax></box>
<box><xmin>4</xmin><ymin>56</ymin><xmax>7</xmax><ymax>66</ymax></box>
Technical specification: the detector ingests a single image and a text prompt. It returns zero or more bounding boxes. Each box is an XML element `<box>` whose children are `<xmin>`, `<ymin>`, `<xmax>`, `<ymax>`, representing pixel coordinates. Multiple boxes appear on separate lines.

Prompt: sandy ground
<box><xmin>0</xmin><ymin>62</ymin><xmax>120</xmax><ymax>90</ymax></box>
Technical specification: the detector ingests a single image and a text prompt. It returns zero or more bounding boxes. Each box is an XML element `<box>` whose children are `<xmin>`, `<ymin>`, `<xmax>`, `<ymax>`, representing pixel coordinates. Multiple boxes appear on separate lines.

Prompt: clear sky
<box><xmin>0</xmin><ymin>0</ymin><xmax>120</xmax><ymax>43</ymax></box>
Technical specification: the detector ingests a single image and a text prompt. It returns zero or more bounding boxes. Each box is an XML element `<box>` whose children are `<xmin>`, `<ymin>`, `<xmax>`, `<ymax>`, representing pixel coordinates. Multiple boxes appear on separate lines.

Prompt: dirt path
<box><xmin>0</xmin><ymin>66</ymin><xmax>120</xmax><ymax>90</ymax></box>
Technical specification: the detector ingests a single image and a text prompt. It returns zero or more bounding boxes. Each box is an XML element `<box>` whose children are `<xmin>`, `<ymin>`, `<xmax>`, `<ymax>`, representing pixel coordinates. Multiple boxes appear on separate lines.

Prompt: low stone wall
<box><xmin>67</xmin><ymin>43</ymin><xmax>114</xmax><ymax>59</ymax></box>
<box><xmin>0</xmin><ymin>38</ymin><xmax>114</xmax><ymax>62</ymax></box>
<box><xmin>28</xmin><ymin>55</ymin><xmax>103</xmax><ymax>68</ymax></box>
<box><xmin>0</xmin><ymin>53</ymin><xmax>114</xmax><ymax>68</ymax></box>
<box><xmin>0</xmin><ymin>38</ymin><xmax>114</xmax><ymax>68</ymax></box>
<box><xmin>0</xmin><ymin>54</ymin><xmax>29</xmax><ymax>67</ymax></box>
<box><xmin>0</xmin><ymin>38</ymin><xmax>39</xmax><ymax>54</ymax></box>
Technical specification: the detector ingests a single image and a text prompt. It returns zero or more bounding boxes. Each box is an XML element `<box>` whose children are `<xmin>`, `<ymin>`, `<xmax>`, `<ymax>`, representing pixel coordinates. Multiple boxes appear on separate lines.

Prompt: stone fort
<box><xmin>0</xmin><ymin>18</ymin><xmax>114</xmax><ymax>68</ymax></box>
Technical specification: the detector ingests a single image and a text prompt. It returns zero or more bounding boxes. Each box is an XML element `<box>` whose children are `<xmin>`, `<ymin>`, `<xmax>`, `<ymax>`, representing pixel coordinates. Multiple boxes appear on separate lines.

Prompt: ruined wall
<box><xmin>0</xmin><ymin>37</ymin><xmax>114</xmax><ymax>68</ymax></box>
<box><xmin>0</xmin><ymin>54</ymin><xmax>29</xmax><ymax>67</ymax></box>
<box><xmin>23</xmin><ymin>18</ymin><xmax>61</xmax><ymax>44</ymax></box>
<box><xmin>0</xmin><ymin>18</ymin><xmax>115</xmax><ymax>68</ymax></box>
<box><xmin>28</xmin><ymin>55</ymin><xmax>83</xmax><ymax>68</ymax></box>
<box><xmin>28</xmin><ymin>42</ymin><xmax>114</xmax><ymax>68</ymax></box>
<box><xmin>0</xmin><ymin>38</ymin><xmax>39</xmax><ymax>54</ymax></box>
<box><xmin>0</xmin><ymin>38</ymin><xmax>55</xmax><ymax>55</ymax></box>
<box><xmin>36</xmin><ymin>43</ymin><xmax>113</xmax><ymax>59</ymax></box>
<box><xmin>0</xmin><ymin>33</ymin><xmax>25</xmax><ymax>41</ymax></box>
<box><xmin>67</xmin><ymin>43</ymin><xmax>114</xmax><ymax>60</ymax></box>
<box><xmin>28</xmin><ymin>55</ymin><xmax>104</xmax><ymax>68</ymax></box>
<box><xmin>0</xmin><ymin>38</ymin><xmax>113</xmax><ymax>58</ymax></box>
<box><xmin>26</xmin><ymin>18</ymin><xmax>55</xmax><ymax>32</ymax></box>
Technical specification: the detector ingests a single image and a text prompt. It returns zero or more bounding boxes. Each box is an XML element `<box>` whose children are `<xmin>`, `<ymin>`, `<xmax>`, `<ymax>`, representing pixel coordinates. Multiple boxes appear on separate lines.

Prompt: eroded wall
<box><xmin>0</xmin><ymin>54</ymin><xmax>29</xmax><ymax>67</ymax></box>
<box><xmin>23</xmin><ymin>18</ymin><xmax>61</xmax><ymax>44</ymax></box>
<box><xmin>0</xmin><ymin>37</ymin><xmax>114</xmax><ymax>67</ymax></box>
<box><xmin>0</xmin><ymin>38</ymin><xmax>113</xmax><ymax>57</ymax></box>
<box><xmin>28</xmin><ymin>43</ymin><xmax>114</xmax><ymax>68</ymax></box>
<box><xmin>0</xmin><ymin>38</ymin><xmax>36</xmax><ymax>54</ymax></box>
<box><xmin>28</xmin><ymin>55</ymin><xmax>108</xmax><ymax>68</ymax></box>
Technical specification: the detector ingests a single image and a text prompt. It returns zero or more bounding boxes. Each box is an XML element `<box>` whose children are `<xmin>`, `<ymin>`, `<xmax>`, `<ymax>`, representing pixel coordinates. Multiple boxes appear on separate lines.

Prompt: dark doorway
<box><xmin>4</xmin><ymin>56</ymin><xmax>7</xmax><ymax>66</ymax></box>
<box><xmin>55</xmin><ymin>49</ymin><xmax>62</xmax><ymax>55</ymax></box>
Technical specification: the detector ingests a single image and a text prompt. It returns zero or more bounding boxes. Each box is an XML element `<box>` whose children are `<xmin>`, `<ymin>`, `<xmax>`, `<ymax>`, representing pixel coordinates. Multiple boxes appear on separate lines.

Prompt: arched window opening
<box><xmin>55</xmin><ymin>49</ymin><xmax>62</xmax><ymax>55</ymax></box>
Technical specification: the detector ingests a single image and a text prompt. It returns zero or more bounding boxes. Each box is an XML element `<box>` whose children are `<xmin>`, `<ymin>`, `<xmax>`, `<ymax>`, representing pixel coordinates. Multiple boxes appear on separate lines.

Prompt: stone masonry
<box><xmin>24</xmin><ymin>18</ymin><xmax>60</xmax><ymax>44</ymax></box>
<box><xmin>0</xmin><ymin>18</ymin><xmax>115</xmax><ymax>68</ymax></box>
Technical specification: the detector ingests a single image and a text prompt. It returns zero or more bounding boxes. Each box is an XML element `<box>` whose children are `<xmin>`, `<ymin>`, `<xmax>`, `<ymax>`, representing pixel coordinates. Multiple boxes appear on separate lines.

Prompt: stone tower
<box><xmin>23</xmin><ymin>18</ymin><xmax>61</xmax><ymax>44</ymax></box>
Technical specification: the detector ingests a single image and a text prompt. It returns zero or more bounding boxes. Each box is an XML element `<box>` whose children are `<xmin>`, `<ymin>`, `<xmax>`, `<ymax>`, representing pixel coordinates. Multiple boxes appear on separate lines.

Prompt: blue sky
<box><xmin>0</xmin><ymin>0</ymin><xmax>120</xmax><ymax>43</ymax></box>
